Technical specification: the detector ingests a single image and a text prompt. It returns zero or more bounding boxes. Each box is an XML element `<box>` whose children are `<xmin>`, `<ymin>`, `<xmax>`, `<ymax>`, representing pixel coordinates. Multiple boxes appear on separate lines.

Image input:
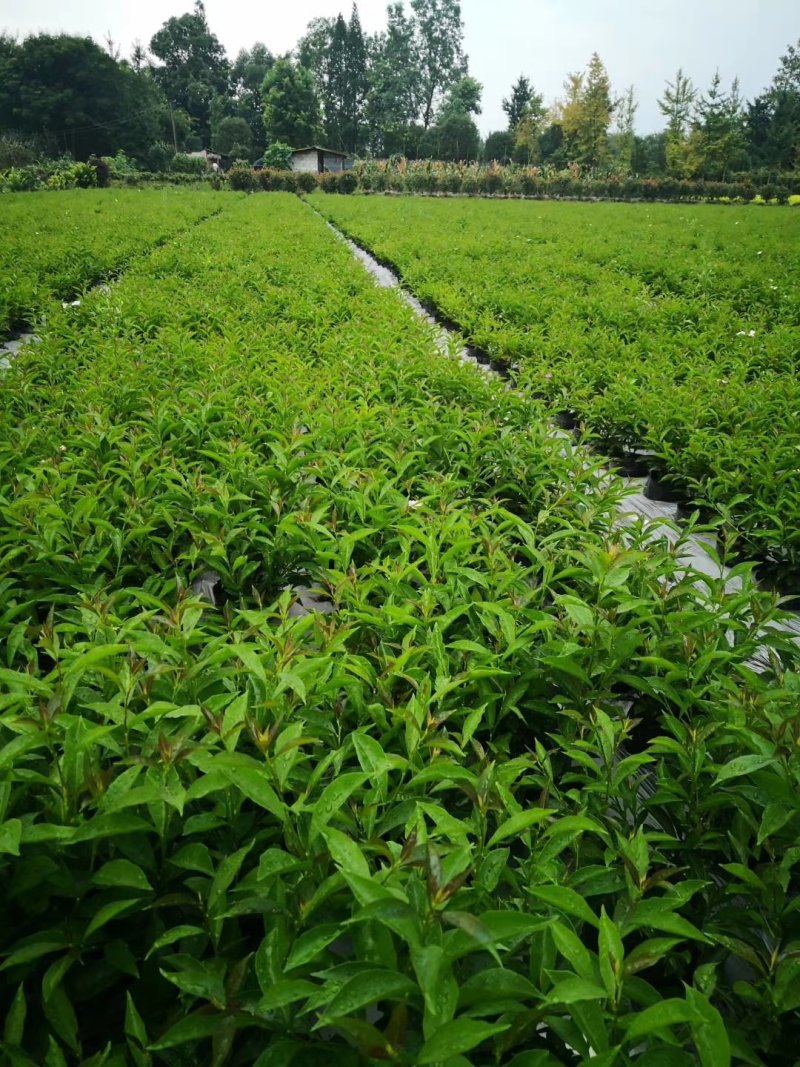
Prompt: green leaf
<box><xmin>417</xmin><ymin>1018</ymin><xmax>509</xmax><ymax>1064</ymax></box>
<box><xmin>321</xmin><ymin>825</ymin><xmax>370</xmax><ymax>880</ymax></box>
<box><xmin>0</xmin><ymin>818</ymin><xmax>22</xmax><ymax>856</ymax></box>
<box><xmin>757</xmin><ymin>802</ymin><xmax>794</xmax><ymax>845</ymax></box>
<box><xmin>624</xmin><ymin>998</ymin><xmax>700</xmax><ymax>1041</ymax></box>
<box><xmin>3</xmin><ymin>982</ymin><xmax>26</xmax><ymax>1046</ymax></box>
<box><xmin>212</xmin><ymin>755</ymin><xmax>286</xmax><ymax>822</ymax></box>
<box><xmin>545</xmin><ymin>978</ymin><xmax>607</xmax><ymax>1004</ymax></box>
<box><xmin>256</xmin><ymin>979</ymin><xmax>317</xmax><ymax>1013</ymax></box>
<box><xmin>320</xmin><ymin>969</ymin><xmax>416</xmax><ymax>1020</ymax></box>
<box><xmin>598</xmin><ymin>909</ymin><xmax>624</xmax><ymax>1000</ymax></box>
<box><xmin>487</xmin><ymin>808</ymin><xmax>555</xmax><ymax>847</ymax></box>
<box><xmin>686</xmin><ymin>986</ymin><xmax>730</xmax><ymax>1067</ymax></box>
<box><xmin>93</xmin><ymin>859</ymin><xmax>152</xmax><ymax>891</ymax></box>
<box><xmin>146</xmin><ymin>926</ymin><xmax>206</xmax><ymax>959</ymax></box>
<box><xmin>527</xmin><ymin>885</ymin><xmax>599</xmax><ymax>928</ymax></box>
<box><xmin>85</xmin><ymin>898</ymin><xmax>141</xmax><ymax>939</ymax></box>
<box><xmin>309</xmin><ymin>772</ymin><xmax>366</xmax><ymax>841</ymax></box>
<box><xmin>284</xmin><ymin>924</ymin><xmax>343</xmax><ymax>971</ymax></box>
<box><xmin>124</xmin><ymin>992</ymin><xmax>150</xmax><ymax>1067</ymax></box>
<box><xmin>713</xmin><ymin>754</ymin><xmax>776</xmax><ymax>785</ymax></box>
<box><xmin>149</xmin><ymin>1011</ymin><xmax>224</xmax><ymax>1050</ymax></box>
<box><xmin>551</xmin><ymin>922</ymin><xmax>595</xmax><ymax>981</ymax></box>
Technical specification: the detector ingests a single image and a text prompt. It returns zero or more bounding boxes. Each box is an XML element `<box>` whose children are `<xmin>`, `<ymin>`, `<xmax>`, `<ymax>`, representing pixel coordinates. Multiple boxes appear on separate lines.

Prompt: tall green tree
<box><xmin>658</xmin><ymin>68</ymin><xmax>696</xmax><ymax>176</ymax></box>
<box><xmin>746</xmin><ymin>39</ymin><xmax>800</xmax><ymax>170</ymax></box>
<box><xmin>513</xmin><ymin>92</ymin><xmax>547</xmax><ymax>163</ymax></box>
<box><xmin>502</xmin><ymin>75</ymin><xmax>538</xmax><ymax>131</ymax></box>
<box><xmin>555</xmin><ymin>55</ymin><xmax>614</xmax><ymax>168</ymax></box>
<box><xmin>232</xmin><ymin>44</ymin><xmax>274</xmax><ymax>155</ymax></box>
<box><xmin>364</xmin><ymin>3</ymin><xmax>419</xmax><ymax>153</ymax></box>
<box><xmin>342</xmin><ymin>5</ymin><xmax>369</xmax><ymax>153</ymax></box>
<box><xmin>578</xmin><ymin>52</ymin><xmax>615</xmax><ymax>167</ymax></box>
<box><xmin>411</xmin><ymin>0</ymin><xmax>466</xmax><ymax>128</ymax></box>
<box><xmin>438</xmin><ymin>75</ymin><xmax>482</xmax><ymax>118</ymax></box>
<box><xmin>419</xmin><ymin>112</ymin><xmax>478</xmax><ymax>159</ymax></box>
<box><xmin>0</xmin><ymin>33</ymin><xmax>166</xmax><ymax>159</ymax></box>
<box><xmin>614</xmin><ymin>85</ymin><xmax>637</xmax><ymax>172</ymax></box>
<box><xmin>149</xmin><ymin>1</ymin><xmax>229</xmax><ymax>146</ymax></box>
<box><xmin>298</xmin><ymin>9</ymin><xmax>367</xmax><ymax>153</ymax></box>
<box><xmin>483</xmin><ymin>129</ymin><xmax>515</xmax><ymax>163</ymax></box>
<box><xmin>691</xmin><ymin>71</ymin><xmax>746</xmax><ymax>179</ymax></box>
<box><xmin>262</xmin><ymin>58</ymin><xmax>320</xmax><ymax>147</ymax></box>
<box><xmin>211</xmin><ymin>115</ymin><xmax>252</xmax><ymax>158</ymax></box>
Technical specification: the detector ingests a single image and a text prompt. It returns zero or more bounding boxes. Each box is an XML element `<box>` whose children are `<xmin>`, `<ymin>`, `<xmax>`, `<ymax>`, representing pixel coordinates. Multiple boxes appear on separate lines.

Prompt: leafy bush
<box><xmin>263</xmin><ymin>141</ymin><xmax>294</xmax><ymax>170</ymax></box>
<box><xmin>2</xmin><ymin>191</ymin><xmax>800</xmax><ymax>1066</ymax></box>
<box><xmin>103</xmin><ymin>150</ymin><xmax>137</xmax><ymax>180</ymax></box>
<box><xmin>314</xmin><ymin>193</ymin><xmax>800</xmax><ymax>572</ymax></box>
<box><xmin>0</xmin><ymin>165</ymin><xmax>40</xmax><ymax>192</ymax></box>
<box><xmin>145</xmin><ymin>141</ymin><xmax>175</xmax><ymax>173</ymax></box>
<box><xmin>45</xmin><ymin>161</ymin><xmax>97</xmax><ymax>190</ymax></box>
<box><xmin>88</xmin><ymin>155</ymin><xmax>111</xmax><ymax>188</ymax></box>
<box><xmin>228</xmin><ymin>162</ymin><xmax>258</xmax><ymax>192</ymax></box>
<box><xmin>0</xmin><ymin>134</ymin><xmax>39</xmax><ymax>170</ymax></box>
<box><xmin>295</xmin><ymin>170</ymin><xmax>318</xmax><ymax>193</ymax></box>
<box><xmin>169</xmin><ymin>153</ymin><xmax>208</xmax><ymax>176</ymax></box>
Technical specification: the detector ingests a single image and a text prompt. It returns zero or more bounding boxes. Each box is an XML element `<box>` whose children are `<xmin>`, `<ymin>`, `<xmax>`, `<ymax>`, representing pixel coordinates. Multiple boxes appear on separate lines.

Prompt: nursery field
<box><xmin>313</xmin><ymin>195</ymin><xmax>800</xmax><ymax>584</ymax></box>
<box><xmin>1</xmin><ymin>191</ymin><xmax>800</xmax><ymax>1065</ymax></box>
<box><xmin>0</xmin><ymin>187</ymin><xmax>223</xmax><ymax>334</ymax></box>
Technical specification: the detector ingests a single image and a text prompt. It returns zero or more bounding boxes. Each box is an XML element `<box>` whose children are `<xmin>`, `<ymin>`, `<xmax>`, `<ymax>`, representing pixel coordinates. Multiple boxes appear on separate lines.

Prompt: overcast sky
<box><xmin>1</xmin><ymin>0</ymin><xmax>796</xmax><ymax>135</ymax></box>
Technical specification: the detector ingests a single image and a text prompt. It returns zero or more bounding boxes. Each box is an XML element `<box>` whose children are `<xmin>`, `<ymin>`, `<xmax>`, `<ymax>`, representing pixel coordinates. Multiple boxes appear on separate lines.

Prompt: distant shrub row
<box><xmin>347</xmin><ymin>161</ymin><xmax>800</xmax><ymax>203</ymax></box>
<box><xmin>227</xmin><ymin>164</ymin><xmax>358</xmax><ymax>194</ymax></box>
<box><xmin>227</xmin><ymin>160</ymin><xmax>799</xmax><ymax>203</ymax></box>
<box><xmin>3</xmin><ymin>154</ymin><xmax>797</xmax><ymax>203</ymax></box>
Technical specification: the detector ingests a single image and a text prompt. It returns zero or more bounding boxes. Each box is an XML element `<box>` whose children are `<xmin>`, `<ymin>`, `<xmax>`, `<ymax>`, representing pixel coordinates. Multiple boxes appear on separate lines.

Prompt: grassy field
<box><xmin>313</xmin><ymin>195</ymin><xmax>800</xmax><ymax>580</ymax></box>
<box><xmin>1</xmin><ymin>190</ymin><xmax>799</xmax><ymax>1065</ymax></box>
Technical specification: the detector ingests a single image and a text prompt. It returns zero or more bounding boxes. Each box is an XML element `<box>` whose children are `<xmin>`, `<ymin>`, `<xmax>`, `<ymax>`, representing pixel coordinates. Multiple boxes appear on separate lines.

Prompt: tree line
<box><xmin>0</xmin><ymin>0</ymin><xmax>797</xmax><ymax>179</ymax></box>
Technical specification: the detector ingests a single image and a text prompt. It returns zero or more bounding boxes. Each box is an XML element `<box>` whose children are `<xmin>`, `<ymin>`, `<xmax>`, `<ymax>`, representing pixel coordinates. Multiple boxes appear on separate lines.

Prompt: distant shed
<box><xmin>291</xmin><ymin>146</ymin><xmax>350</xmax><ymax>174</ymax></box>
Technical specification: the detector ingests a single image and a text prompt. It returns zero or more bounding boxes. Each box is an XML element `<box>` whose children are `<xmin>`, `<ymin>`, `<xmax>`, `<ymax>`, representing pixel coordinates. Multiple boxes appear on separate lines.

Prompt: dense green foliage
<box><xmin>0</xmin><ymin>188</ymin><xmax>221</xmax><ymax>332</ymax></box>
<box><xmin>1</xmin><ymin>2</ymin><xmax>796</xmax><ymax>181</ymax></box>
<box><xmin>313</xmin><ymin>195</ymin><xmax>800</xmax><ymax>577</ymax></box>
<box><xmin>1</xmin><ymin>190</ymin><xmax>800</xmax><ymax>1064</ymax></box>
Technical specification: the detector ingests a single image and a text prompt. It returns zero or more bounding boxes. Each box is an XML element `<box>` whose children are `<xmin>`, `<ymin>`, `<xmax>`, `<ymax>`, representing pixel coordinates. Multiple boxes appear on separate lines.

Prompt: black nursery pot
<box><xmin>755</xmin><ymin>559</ymin><xmax>800</xmax><ymax>611</ymax></box>
<box><xmin>643</xmin><ymin>469</ymin><xmax>683</xmax><ymax>503</ymax></box>
<box><xmin>611</xmin><ymin>450</ymin><xmax>658</xmax><ymax>478</ymax></box>
<box><xmin>554</xmin><ymin>409</ymin><xmax>579</xmax><ymax>431</ymax></box>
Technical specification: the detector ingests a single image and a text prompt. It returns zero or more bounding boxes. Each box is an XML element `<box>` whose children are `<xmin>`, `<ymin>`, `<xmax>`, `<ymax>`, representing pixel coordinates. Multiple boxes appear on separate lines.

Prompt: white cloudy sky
<box><xmin>1</xmin><ymin>0</ymin><xmax>796</xmax><ymax>135</ymax></box>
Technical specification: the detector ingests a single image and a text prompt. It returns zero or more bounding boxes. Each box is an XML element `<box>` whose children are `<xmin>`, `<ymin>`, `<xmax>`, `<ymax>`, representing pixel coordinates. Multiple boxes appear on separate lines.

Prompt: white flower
<box><xmin>407</xmin><ymin>498</ymin><xmax>422</xmax><ymax>510</ymax></box>
<box><xmin>748</xmin><ymin>329</ymin><xmax>756</xmax><ymax>337</ymax></box>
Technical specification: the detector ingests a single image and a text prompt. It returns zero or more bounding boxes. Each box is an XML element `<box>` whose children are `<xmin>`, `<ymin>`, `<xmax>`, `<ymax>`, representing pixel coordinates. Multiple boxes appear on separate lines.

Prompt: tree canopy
<box><xmin>0</xmin><ymin>6</ymin><xmax>796</xmax><ymax>177</ymax></box>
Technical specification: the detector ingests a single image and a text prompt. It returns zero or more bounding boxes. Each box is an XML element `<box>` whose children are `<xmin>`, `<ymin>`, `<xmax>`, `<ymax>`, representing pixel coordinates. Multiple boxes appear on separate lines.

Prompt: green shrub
<box><xmin>337</xmin><ymin>170</ymin><xmax>358</xmax><ymax>194</ymax></box>
<box><xmin>170</xmin><ymin>153</ymin><xmax>208</xmax><ymax>176</ymax></box>
<box><xmin>46</xmin><ymin>161</ymin><xmax>97</xmax><ymax>190</ymax></box>
<box><xmin>228</xmin><ymin>162</ymin><xmax>257</xmax><ymax>192</ymax></box>
<box><xmin>145</xmin><ymin>141</ymin><xmax>175</xmax><ymax>173</ymax></box>
<box><xmin>0</xmin><ymin>165</ymin><xmax>40</xmax><ymax>192</ymax></box>
<box><xmin>0</xmin><ymin>134</ymin><xmax>39</xmax><ymax>170</ymax></box>
<box><xmin>295</xmin><ymin>170</ymin><xmax>318</xmax><ymax>193</ymax></box>
<box><xmin>263</xmin><ymin>141</ymin><xmax>294</xmax><ymax>170</ymax></box>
